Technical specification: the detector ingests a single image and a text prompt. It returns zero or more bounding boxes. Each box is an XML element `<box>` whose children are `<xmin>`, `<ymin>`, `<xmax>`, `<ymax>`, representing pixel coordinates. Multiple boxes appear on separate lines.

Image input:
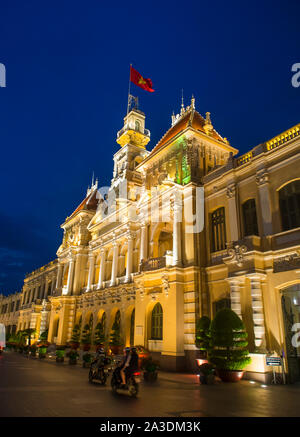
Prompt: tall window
<box><xmin>135</xmin><ymin>120</ymin><xmax>141</xmax><ymax>132</ymax></box>
<box><xmin>279</xmin><ymin>180</ymin><xmax>300</xmax><ymax>231</ymax></box>
<box><xmin>242</xmin><ymin>199</ymin><xmax>259</xmax><ymax>236</ymax></box>
<box><xmin>151</xmin><ymin>303</ymin><xmax>163</xmax><ymax>340</ymax></box>
<box><xmin>210</xmin><ymin>207</ymin><xmax>226</xmax><ymax>252</ymax></box>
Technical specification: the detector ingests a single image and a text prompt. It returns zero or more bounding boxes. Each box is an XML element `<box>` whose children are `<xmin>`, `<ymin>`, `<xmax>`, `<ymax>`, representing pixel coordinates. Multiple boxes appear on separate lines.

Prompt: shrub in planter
<box><xmin>209</xmin><ymin>308</ymin><xmax>251</xmax><ymax>382</ymax></box>
<box><xmin>141</xmin><ymin>357</ymin><xmax>160</xmax><ymax>382</ymax></box>
<box><xmin>82</xmin><ymin>352</ymin><xmax>92</xmax><ymax>368</ymax></box>
<box><xmin>67</xmin><ymin>350</ymin><xmax>79</xmax><ymax>365</ymax></box>
<box><xmin>81</xmin><ymin>324</ymin><xmax>92</xmax><ymax>352</ymax></box>
<box><xmin>109</xmin><ymin>317</ymin><xmax>123</xmax><ymax>355</ymax></box>
<box><xmin>195</xmin><ymin>316</ymin><xmax>211</xmax><ymax>359</ymax></box>
<box><xmin>56</xmin><ymin>346</ymin><xmax>66</xmax><ymax>363</ymax></box>
<box><xmin>37</xmin><ymin>341</ymin><xmax>49</xmax><ymax>359</ymax></box>
<box><xmin>38</xmin><ymin>347</ymin><xmax>47</xmax><ymax>358</ymax></box>
<box><xmin>70</xmin><ymin>325</ymin><xmax>80</xmax><ymax>343</ymax></box>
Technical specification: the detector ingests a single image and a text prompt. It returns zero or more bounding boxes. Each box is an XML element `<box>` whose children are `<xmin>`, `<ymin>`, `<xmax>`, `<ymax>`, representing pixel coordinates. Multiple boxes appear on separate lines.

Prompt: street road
<box><xmin>0</xmin><ymin>351</ymin><xmax>299</xmax><ymax>417</ymax></box>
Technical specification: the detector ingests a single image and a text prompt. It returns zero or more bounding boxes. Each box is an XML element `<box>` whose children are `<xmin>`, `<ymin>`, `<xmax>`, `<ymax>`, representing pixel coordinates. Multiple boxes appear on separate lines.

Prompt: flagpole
<box><xmin>127</xmin><ymin>63</ymin><xmax>132</xmax><ymax>118</ymax></box>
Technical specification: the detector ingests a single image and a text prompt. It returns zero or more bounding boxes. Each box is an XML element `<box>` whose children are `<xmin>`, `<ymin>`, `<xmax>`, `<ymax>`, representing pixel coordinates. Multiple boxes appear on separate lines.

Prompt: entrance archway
<box><xmin>281</xmin><ymin>283</ymin><xmax>300</xmax><ymax>382</ymax></box>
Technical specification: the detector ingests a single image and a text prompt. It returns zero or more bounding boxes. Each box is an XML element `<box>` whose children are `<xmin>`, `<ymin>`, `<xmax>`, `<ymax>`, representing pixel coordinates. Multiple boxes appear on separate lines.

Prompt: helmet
<box><xmin>98</xmin><ymin>347</ymin><xmax>105</xmax><ymax>354</ymax></box>
<box><xmin>124</xmin><ymin>347</ymin><xmax>131</xmax><ymax>353</ymax></box>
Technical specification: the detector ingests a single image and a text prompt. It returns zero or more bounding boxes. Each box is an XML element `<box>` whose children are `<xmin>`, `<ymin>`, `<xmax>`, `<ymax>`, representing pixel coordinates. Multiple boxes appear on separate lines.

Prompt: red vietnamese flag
<box><xmin>130</xmin><ymin>66</ymin><xmax>154</xmax><ymax>92</ymax></box>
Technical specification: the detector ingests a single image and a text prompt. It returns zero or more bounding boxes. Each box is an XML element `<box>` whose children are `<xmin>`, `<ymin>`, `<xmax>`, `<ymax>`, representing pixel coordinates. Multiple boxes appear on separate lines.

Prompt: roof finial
<box><xmin>191</xmin><ymin>94</ymin><xmax>195</xmax><ymax>110</ymax></box>
<box><xmin>204</xmin><ymin>111</ymin><xmax>213</xmax><ymax>135</ymax></box>
<box><xmin>171</xmin><ymin>110</ymin><xmax>175</xmax><ymax>126</ymax></box>
<box><xmin>92</xmin><ymin>171</ymin><xmax>95</xmax><ymax>187</ymax></box>
<box><xmin>180</xmin><ymin>89</ymin><xmax>185</xmax><ymax>115</ymax></box>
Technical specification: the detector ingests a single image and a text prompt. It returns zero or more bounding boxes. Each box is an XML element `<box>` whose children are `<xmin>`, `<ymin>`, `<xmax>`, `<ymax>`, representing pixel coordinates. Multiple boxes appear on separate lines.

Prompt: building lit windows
<box><xmin>279</xmin><ymin>180</ymin><xmax>300</xmax><ymax>231</ymax></box>
<box><xmin>242</xmin><ymin>199</ymin><xmax>259</xmax><ymax>236</ymax></box>
<box><xmin>151</xmin><ymin>303</ymin><xmax>163</xmax><ymax>340</ymax></box>
<box><xmin>210</xmin><ymin>207</ymin><xmax>226</xmax><ymax>252</ymax></box>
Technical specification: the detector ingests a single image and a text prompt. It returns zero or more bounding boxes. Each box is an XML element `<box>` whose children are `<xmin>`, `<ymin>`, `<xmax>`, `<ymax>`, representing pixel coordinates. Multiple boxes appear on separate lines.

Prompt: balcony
<box><xmin>140</xmin><ymin>256</ymin><xmax>166</xmax><ymax>272</ymax></box>
<box><xmin>117</xmin><ymin>125</ymin><xmax>150</xmax><ymax>139</ymax></box>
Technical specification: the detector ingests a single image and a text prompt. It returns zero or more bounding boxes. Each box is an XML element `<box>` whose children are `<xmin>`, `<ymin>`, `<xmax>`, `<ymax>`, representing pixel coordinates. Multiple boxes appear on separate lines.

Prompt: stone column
<box><xmin>226</xmin><ymin>183</ymin><xmax>239</xmax><ymax>242</ymax></box>
<box><xmin>256</xmin><ymin>168</ymin><xmax>272</xmax><ymax>236</ymax></box>
<box><xmin>173</xmin><ymin>201</ymin><xmax>182</xmax><ymax>266</ymax></box>
<box><xmin>227</xmin><ymin>278</ymin><xmax>242</xmax><ymax>317</ymax></box>
<box><xmin>110</xmin><ymin>243</ymin><xmax>119</xmax><ymax>287</ymax></box>
<box><xmin>39</xmin><ymin>300</ymin><xmax>49</xmax><ymax>339</ymax></box>
<box><xmin>86</xmin><ymin>254</ymin><xmax>95</xmax><ymax>292</ymax></box>
<box><xmin>55</xmin><ymin>263</ymin><xmax>63</xmax><ymax>291</ymax></box>
<box><xmin>97</xmin><ymin>248</ymin><xmax>106</xmax><ymax>289</ymax></box>
<box><xmin>248</xmin><ymin>274</ymin><xmax>266</xmax><ymax>350</ymax></box>
<box><xmin>125</xmin><ymin>234</ymin><xmax>134</xmax><ymax>283</ymax></box>
<box><xmin>43</xmin><ymin>279</ymin><xmax>48</xmax><ymax>300</ymax></box>
<box><xmin>139</xmin><ymin>223</ymin><xmax>148</xmax><ymax>263</ymax></box>
<box><xmin>66</xmin><ymin>259</ymin><xmax>75</xmax><ymax>295</ymax></box>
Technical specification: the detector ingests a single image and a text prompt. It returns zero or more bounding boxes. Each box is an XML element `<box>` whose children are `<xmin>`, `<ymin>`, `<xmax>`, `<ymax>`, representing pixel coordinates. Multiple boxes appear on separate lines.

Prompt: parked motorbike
<box><xmin>110</xmin><ymin>365</ymin><xmax>141</xmax><ymax>397</ymax></box>
<box><xmin>89</xmin><ymin>356</ymin><xmax>112</xmax><ymax>385</ymax></box>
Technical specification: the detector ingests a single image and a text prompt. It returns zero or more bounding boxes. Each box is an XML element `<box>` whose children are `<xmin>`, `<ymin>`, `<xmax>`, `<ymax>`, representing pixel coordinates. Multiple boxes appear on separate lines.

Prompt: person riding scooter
<box><xmin>120</xmin><ymin>347</ymin><xmax>139</xmax><ymax>387</ymax></box>
<box><xmin>120</xmin><ymin>347</ymin><xmax>131</xmax><ymax>387</ymax></box>
<box><xmin>89</xmin><ymin>347</ymin><xmax>112</xmax><ymax>384</ymax></box>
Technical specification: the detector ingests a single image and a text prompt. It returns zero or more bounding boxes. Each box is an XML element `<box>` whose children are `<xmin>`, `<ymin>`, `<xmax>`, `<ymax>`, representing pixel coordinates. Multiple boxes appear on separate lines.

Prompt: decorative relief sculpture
<box><xmin>273</xmin><ymin>252</ymin><xmax>300</xmax><ymax>272</ymax></box>
<box><xmin>225</xmin><ymin>243</ymin><xmax>248</xmax><ymax>267</ymax></box>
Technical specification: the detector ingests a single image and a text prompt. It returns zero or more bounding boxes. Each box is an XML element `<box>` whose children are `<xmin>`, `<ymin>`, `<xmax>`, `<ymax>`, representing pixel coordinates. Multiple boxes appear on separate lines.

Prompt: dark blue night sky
<box><xmin>0</xmin><ymin>0</ymin><xmax>299</xmax><ymax>294</ymax></box>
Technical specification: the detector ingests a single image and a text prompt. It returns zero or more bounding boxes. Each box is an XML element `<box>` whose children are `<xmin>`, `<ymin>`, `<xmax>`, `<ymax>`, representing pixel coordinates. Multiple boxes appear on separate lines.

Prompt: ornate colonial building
<box><xmin>8</xmin><ymin>97</ymin><xmax>300</xmax><ymax>382</ymax></box>
<box><xmin>0</xmin><ymin>292</ymin><xmax>22</xmax><ymax>335</ymax></box>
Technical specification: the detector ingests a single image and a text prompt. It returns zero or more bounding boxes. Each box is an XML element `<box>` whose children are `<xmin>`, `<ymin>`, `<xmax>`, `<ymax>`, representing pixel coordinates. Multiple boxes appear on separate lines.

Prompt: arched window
<box><xmin>210</xmin><ymin>207</ymin><xmax>226</xmax><ymax>252</ymax></box>
<box><xmin>242</xmin><ymin>199</ymin><xmax>258</xmax><ymax>236</ymax></box>
<box><xmin>135</xmin><ymin>120</ymin><xmax>141</xmax><ymax>132</ymax></box>
<box><xmin>279</xmin><ymin>180</ymin><xmax>300</xmax><ymax>231</ymax></box>
<box><xmin>151</xmin><ymin>303</ymin><xmax>163</xmax><ymax>340</ymax></box>
<box><xmin>130</xmin><ymin>309</ymin><xmax>135</xmax><ymax>346</ymax></box>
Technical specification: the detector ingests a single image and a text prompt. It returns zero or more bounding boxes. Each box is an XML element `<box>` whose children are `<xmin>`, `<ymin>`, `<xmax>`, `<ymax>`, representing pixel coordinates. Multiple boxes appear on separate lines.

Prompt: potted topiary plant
<box><xmin>67</xmin><ymin>349</ymin><xmax>79</xmax><ymax>365</ymax></box>
<box><xmin>82</xmin><ymin>352</ymin><xmax>92</xmax><ymax>368</ymax></box>
<box><xmin>81</xmin><ymin>324</ymin><xmax>91</xmax><ymax>352</ymax></box>
<box><xmin>195</xmin><ymin>316</ymin><xmax>211</xmax><ymax>359</ymax></box>
<box><xmin>141</xmin><ymin>356</ymin><xmax>160</xmax><ymax>382</ymax></box>
<box><xmin>69</xmin><ymin>325</ymin><xmax>80</xmax><ymax>350</ymax></box>
<box><xmin>94</xmin><ymin>321</ymin><xmax>106</xmax><ymax>350</ymax></box>
<box><xmin>109</xmin><ymin>318</ymin><xmax>123</xmax><ymax>355</ymax></box>
<box><xmin>209</xmin><ymin>308</ymin><xmax>251</xmax><ymax>382</ymax></box>
<box><xmin>56</xmin><ymin>345</ymin><xmax>66</xmax><ymax>363</ymax></box>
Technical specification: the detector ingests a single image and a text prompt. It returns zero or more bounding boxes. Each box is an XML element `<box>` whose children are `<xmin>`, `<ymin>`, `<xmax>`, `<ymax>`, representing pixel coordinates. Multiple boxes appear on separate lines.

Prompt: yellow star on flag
<box><xmin>138</xmin><ymin>76</ymin><xmax>146</xmax><ymax>85</ymax></box>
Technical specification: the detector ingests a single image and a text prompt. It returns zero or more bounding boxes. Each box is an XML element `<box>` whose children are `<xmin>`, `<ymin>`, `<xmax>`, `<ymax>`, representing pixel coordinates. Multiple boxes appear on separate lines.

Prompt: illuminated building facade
<box><xmin>10</xmin><ymin>98</ymin><xmax>300</xmax><ymax>382</ymax></box>
<box><xmin>0</xmin><ymin>292</ymin><xmax>22</xmax><ymax>335</ymax></box>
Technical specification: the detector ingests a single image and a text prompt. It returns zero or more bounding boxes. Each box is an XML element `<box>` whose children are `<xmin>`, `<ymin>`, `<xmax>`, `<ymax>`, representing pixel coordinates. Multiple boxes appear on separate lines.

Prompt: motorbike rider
<box><xmin>119</xmin><ymin>347</ymin><xmax>131</xmax><ymax>387</ymax></box>
<box><xmin>120</xmin><ymin>347</ymin><xmax>139</xmax><ymax>387</ymax></box>
<box><xmin>91</xmin><ymin>347</ymin><xmax>108</xmax><ymax>371</ymax></box>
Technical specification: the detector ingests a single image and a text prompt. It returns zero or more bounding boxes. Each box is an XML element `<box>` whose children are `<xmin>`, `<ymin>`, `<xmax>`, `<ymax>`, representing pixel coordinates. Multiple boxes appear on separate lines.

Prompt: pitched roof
<box><xmin>150</xmin><ymin>109</ymin><xmax>226</xmax><ymax>155</ymax></box>
<box><xmin>66</xmin><ymin>188</ymin><xmax>98</xmax><ymax>222</ymax></box>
